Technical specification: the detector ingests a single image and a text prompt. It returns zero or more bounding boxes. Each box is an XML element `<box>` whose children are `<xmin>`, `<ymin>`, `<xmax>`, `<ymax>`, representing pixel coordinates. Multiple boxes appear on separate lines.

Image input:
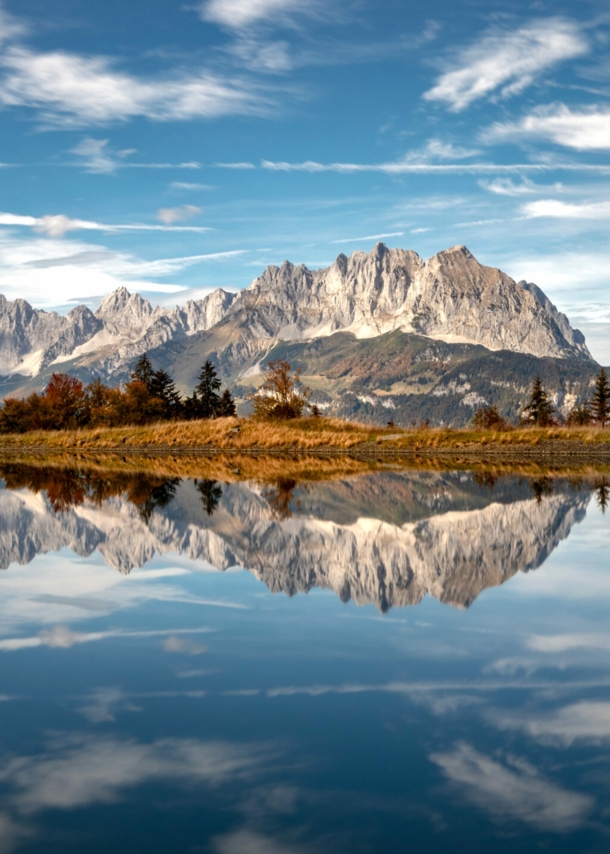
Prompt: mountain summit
<box><xmin>0</xmin><ymin>244</ymin><xmax>596</xmax><ymax>425</ymax></box>
<box><xmin>221</xmin><ymin>243</ymin><xmax>589</xmax><ymax>362</ymax></box>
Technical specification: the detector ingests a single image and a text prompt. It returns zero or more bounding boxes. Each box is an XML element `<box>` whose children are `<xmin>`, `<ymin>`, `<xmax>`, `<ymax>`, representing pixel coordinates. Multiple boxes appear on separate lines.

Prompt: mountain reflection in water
<box><xmin>0</xmin><ymin>462</ymin><xmax>603</xmax><ymax>610</ymax></box>
<box><xmin>0</xmin><ymin>459</ymin><xmax>609</xmax><ymax>854</ymax></box>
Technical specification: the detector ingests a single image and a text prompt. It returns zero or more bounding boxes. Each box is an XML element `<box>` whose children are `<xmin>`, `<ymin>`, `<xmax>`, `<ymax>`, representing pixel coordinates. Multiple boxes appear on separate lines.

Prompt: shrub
<box><xmin>566</xmin><ymin>401</ymin><xmax>592</xmax><ymax>426</ymax></box>
<box><xmin>471</xmin><ymin>405</ymin><xmax>507</xmax><ymax>430</ymax></box>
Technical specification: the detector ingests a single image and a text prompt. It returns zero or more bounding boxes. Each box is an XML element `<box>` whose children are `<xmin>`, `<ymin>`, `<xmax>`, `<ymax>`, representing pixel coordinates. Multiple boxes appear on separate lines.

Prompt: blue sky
<box><xmin>0</xmin><ymin>0</ymin><xmax>609</xmax><ymax>359</ymax></box>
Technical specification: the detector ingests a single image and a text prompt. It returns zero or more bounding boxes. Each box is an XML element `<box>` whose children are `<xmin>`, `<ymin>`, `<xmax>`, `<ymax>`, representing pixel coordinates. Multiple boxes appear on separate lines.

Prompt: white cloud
<box><xmin>215</xmin><ymin>161</ymin><xmax>256</xmax><ymax>169</ymax></box>
<box><xmin>498</xmin><ymin>248</ymin><xmax>610</xmax><ymax>295</ymax></box>
<box><xmin>70</xmin><ymin>138</ymin><xmax>120</xmax><ymax>173</ymax></box>
<box><xmin>331</xmin><ymin>231</ymin><xmax>404</xmax><ymax>244</ymax></box>
<box><xmin>406</xmin><ymin>138</ymin><xmax>480</xmax><ymax>160</ymax></box>
<box><xmin>527</xmin><ymin>632</ymin><xmax>610</xmax><ymax>652</ymax></box>
<box><xmin>157</xmin><ymin>205</ymin><xmax>202</xmax><ymax>225</ymax></box>
<box><xmin>162</xmin><ymin>635</ymin><xmax>207</xmax><ymax>654</ymax></box>
<box><xmin>0</xmin><ymin>734</ymin><xmax>269</xmax><ymax>815</ymax></box>
<box><xmin>483</xmin><ymin>104</ymin><xmax>610</xmax><ymax>151</ymax></box>
<box><xmin>479</xmin><ymin>177</ymin><xmax>563</xmax><ymax>196</ymax></box>
<box><xmin>171</xmin><ymin>182</ymin><xmax>215</xmax><ymax>191</ymax></box>
<box><xmin>0</xmin><ymin>5</ymin><xmax>24</xmax><ymax>46</ymax></box>
<box><xmin>521</xmin><ymin>199</ymin><xmax>610</xmax><ymax>219</ymax></box>
<box><xmin>431</xmin><ymin>742</ymin><xmax>593</xmax><ymax>831</ymax></box>
<box><xmin>0</xmin><ymin>231</ymin><xmax>245</xmax><ymax>307</ymax></box>
<box><xmin>212</xmin><ymin>829</ymin><xmax>305</xmax><ymax>854</ymax></box>
<box><xmin>200</xmin><ymin>0</ymin><xmax>314</xmax><ymax>30</ymax></box>
<box><xmin>0</xmin><ymin>211</ymin><xmax>212</xmax><ymax>237</ymax></box>
<box><xmin>0</xmin><ymin>47</ymin><xmax>269</xmax><ymax>128</ymax></box>
<box><xmin>71</xmin><ymin>137</ymin><xmax>202</xmax><ymax>172</ymax></box>
<box><xmin>258</xmin><ymin>157</ymin><xmax>610</xmax><ymax>175</ymax></box>
<box><xmin>424</xmin><ymin>19</ymin><xmax>588</xmax><ymax>111</ymax></box>
<box><xmin>492</xmin><ymin>701</ymin><xmax>610</xmax><ymax>746</ymax></box>
<box><xmin>0</xmin><ymin>626</ymin><xmax>212</xmax><ymax>653</ymax></box>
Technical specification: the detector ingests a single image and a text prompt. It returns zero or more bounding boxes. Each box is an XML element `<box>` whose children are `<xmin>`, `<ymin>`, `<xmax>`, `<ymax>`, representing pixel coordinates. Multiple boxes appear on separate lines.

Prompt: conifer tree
<box><xmin>522</xmin><ymin>376</ymin><xmax>555</xmax><ymax>426</ymax></box>
<box><xmin>149</xmin><ymin>368</ymin><xmax>182</xmax><ymax>416</ymax></box>
<box><xmin>194</xmin><ymin>360</ymin><xmax>222</xmax><ymax>418</ymax></box>
<box><xmin>131</xmin><ymin>353</ymin><xmax>155</xmax><ymax>390</ymax></box>
<box><xmin>217</xmin><ymin>388</ymin><xmax>236</xmax><ymax>417</ymax></box>
<box><xmin>591</xmin><ymin>367</ymin><xmax>610</xmax><ymax>427</ymax></box>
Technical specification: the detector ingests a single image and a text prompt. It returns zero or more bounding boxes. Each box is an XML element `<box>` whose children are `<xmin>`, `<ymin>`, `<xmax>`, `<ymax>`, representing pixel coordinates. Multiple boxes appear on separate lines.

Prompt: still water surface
<box><xmin>0</xmin><ymin>462</ymin><xmax>609</xmax><ymax>853</ymax></box>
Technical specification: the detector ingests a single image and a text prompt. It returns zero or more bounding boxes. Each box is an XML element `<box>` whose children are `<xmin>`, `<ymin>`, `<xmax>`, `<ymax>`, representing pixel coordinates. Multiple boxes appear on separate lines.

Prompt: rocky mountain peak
<box><xmin>95</xmin><ymin>287</ymin><xmax>156</xmax><ymax>335</ymax></box>
<box><xmin>226</xmin><ymin>243</ymin><xmax>591</xmax><ymax>362</ymax></box>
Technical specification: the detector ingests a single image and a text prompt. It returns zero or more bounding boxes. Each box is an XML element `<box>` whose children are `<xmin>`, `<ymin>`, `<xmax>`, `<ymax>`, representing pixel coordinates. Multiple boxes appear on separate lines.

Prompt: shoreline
<box><xmin>1</xmin><ymin>418</ymin><xmax>610</xmax><ymax>461</ymax></box>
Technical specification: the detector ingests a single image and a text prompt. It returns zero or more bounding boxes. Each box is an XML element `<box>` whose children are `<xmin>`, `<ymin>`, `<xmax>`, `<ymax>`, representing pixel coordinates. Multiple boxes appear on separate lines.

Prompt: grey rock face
<box><xmin>0</xmin><ymin>287</ymin><xmax>236</xmax><ymax>382</ymax></box>
<box><xmin>0</xmin><ymin>244</ymin><xmax>591</xmax><ymax>389</ymax></box>
<box><xmin>219</xmin><ymin>244</ymin><xmax>590</xmax><ymax>369</ymax></box>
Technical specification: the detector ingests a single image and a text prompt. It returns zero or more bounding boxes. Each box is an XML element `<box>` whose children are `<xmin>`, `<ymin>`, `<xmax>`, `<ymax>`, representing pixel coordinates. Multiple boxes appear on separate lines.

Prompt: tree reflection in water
<box><xmin>261</xmin><ymin>477</ymin><xmax>308</xmax><ymax>520</ymax></box>
<box><xmin>195</xmin><ymin>479</ymin><xmax>223</xmax><ymax>516</ymax></box>
<box><xmin>0</xmin><ymin>463</ymin><xmax>180</xmax><ymax>523</ymax></box>
<box><xmin>596</xmin><ymin>478</ymin><xmax>609</xmax><ymax>513</ymax></box>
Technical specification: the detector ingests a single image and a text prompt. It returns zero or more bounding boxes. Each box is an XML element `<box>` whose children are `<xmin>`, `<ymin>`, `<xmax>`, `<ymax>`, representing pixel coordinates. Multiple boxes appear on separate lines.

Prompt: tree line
<box><xmin>473</xmin><ymin>367</ymin><xmax>610</xmax><ymax>429</ymax></box>
<box><xmin>0</xmin><ymin>354</ymin><xmax>236</xmax><ymax>433</ymax></box>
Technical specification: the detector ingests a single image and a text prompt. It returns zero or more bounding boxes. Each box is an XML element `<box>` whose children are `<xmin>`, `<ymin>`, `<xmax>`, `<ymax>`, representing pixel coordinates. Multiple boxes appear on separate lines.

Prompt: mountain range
<box><xmin>0</xmin><ymin>244</ymin><xmax>600</xmax><ymax>425</ymax></box>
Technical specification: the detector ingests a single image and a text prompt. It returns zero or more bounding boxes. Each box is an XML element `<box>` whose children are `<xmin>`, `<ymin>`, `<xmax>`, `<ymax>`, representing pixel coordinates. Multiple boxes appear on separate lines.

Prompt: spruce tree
<box><xmin>591</xmin><ymin>367</ymin><xmax>610</xmax><ymax>427</ymax></box>
<box><xmin>523</xmin><ymin>376</ymin><xmax>555</xmax><ymax>426</ymax></box>
<box><xmin>217</xmin><ymin>388</ymin><xmax>236</xmax><ymax>417</ymax></box>
<box><xmin>149</xmin><ymin>368</ymin><xmax>182</xmax><ymax>416</ymax></box>
<box><xmin>195</xmin><ymin>361</ymin><xmax>222</xmax><ymax>418</ymax></box>
<box><xmin>131</xmin><ymin>353</ymin><xmax>155</xmax><ymax>390</ymax></box>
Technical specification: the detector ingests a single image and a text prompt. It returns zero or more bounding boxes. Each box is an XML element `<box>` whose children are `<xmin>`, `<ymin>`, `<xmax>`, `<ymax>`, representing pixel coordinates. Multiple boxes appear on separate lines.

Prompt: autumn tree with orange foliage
<box><xmin>250</xmin><ymin>359</ymin><xmax>312</xmax><ymax>420</ymax></box>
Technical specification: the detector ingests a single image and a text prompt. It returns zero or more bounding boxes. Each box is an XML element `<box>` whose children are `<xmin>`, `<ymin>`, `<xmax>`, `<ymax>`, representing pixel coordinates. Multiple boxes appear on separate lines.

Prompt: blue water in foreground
<box><xmin>0</xmin><ymin>466</ymin><xmax>608</xmax><ymax>853</ymax></box>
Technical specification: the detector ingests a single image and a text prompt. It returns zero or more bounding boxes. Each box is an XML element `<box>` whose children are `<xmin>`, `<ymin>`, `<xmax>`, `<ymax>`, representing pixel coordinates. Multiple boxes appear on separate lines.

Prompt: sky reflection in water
<box><xmin>0</xmin><ymin>463</ymin><xmax>609</xmax><ymax>853</ymax></box>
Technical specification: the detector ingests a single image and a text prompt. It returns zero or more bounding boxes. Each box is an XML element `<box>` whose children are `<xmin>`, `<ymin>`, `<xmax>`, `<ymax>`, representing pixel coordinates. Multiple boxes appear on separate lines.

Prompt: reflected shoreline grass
<box><xmin>1</xmin><ymin>449</ymin><xmax>609</xmax><ymax>484</ymax></box>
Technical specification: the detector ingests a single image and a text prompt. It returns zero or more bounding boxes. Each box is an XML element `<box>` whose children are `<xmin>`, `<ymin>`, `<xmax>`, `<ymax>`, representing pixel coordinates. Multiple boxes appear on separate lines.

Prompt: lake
<box><xmin>0</xmin><ymin>459</ymin><xmax>609</xmax><ymax>853</ymax></box>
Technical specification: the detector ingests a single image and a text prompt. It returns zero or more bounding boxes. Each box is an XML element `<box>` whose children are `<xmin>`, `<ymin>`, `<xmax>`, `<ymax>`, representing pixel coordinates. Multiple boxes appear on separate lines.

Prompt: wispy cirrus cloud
<box><xmin>479</xmin><ymin>177</ymin><xmax>564</xmax><ymax>196</ymax></box>
<box><xmin>0</xmin><ymin>211</ymin><xmax>212</xmax><ymax>237</ymax></box>
<box><xmin>0</xmin><ymin>626</ymin><xmax>212</xmax><ymax>653</ymax></box>
<box><xmin>424</xmin><ymin>19</ymin><xmax>588</xmax><ymax>111</ymax></box>
<box><xmin>483</xmin><ymin>104</ymin><xmax>610</xmax><ymax>151</ymax></box>
<box><xmin>0</xmin><ymin>734</ymin><xmax>270</xmax><ymax>814</ymax></box>
<box><xmin>170</xmin><ymin>182</ymin><xmax>215</xmax><ymax>191</ymax></box>
<box><xmin>199</xmin><ymin>0</ymin><xmax>321</xmax><ymax>30</ymax></box>
<box><xmin>331</xmin><ymin>231</ymin><xmax>404</xmax><ymax>244</ymax></box>
<box><xmin>257</xmin><ymin>157</ymin><xmax>610</xmax><ymax>175</ymax></box>
<box><xmin>69</xmin><ymin>138</ymin><xmax>202</xmax><ymax>174</ymax></box>
<box><xmin>521</xmin><ymin>199</ymin><xmax>610</xmax><ymax>219</ymax></box>
<box><xmin>157</xmin><ymin>205</ymin><xmax>202</xmax><ymax>225</ymax></box>
<box><xmin>0</xmin><ymin>230</ymin><xmax>246</xmax><ymax>307</ymax></box>
<box><xmin>0</xmin><ymin>45</ymin><xmax>272</xmax><ymax>128</ymax></box>
<box><xmin>491</xmin><ymin>701</ymin><xmax>610</xmax><ymax>746</ymax></box>
<box><xmin>431</xmin><ymin>742</ymin><xmax>593</xmax><ymax>832</ymax></box>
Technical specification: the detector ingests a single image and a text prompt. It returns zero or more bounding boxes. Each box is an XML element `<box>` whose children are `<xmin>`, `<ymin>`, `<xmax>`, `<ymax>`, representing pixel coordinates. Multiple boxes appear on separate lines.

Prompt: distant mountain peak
<box><xmin>0</xmin><ymin>244</ymin><xmax>594</xmax><ymax>411</ymax></box>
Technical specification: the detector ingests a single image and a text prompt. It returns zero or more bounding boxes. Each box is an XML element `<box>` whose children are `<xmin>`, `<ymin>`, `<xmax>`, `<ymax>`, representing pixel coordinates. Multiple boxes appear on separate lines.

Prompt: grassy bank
<box><xmin>0</xmin><ymin>416</ymin><xmax>609</xmax><ymax>455</ymax></box>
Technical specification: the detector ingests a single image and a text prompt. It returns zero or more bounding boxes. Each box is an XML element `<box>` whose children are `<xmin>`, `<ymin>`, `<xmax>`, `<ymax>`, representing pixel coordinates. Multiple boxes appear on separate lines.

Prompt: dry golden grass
<box><xmin>1</xmin><ymin>450</ymin><xmax>608</xmax><ymax>488</ymax></box>
<box><xmin>0</xmin><ymin>450</ymin><xmax>386</xmax><ymax>483</ymax></box>
<box><xmin>0</xmin><ymin>416</ymin><xmax>609</xmax><ymax>454</ymax></box>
